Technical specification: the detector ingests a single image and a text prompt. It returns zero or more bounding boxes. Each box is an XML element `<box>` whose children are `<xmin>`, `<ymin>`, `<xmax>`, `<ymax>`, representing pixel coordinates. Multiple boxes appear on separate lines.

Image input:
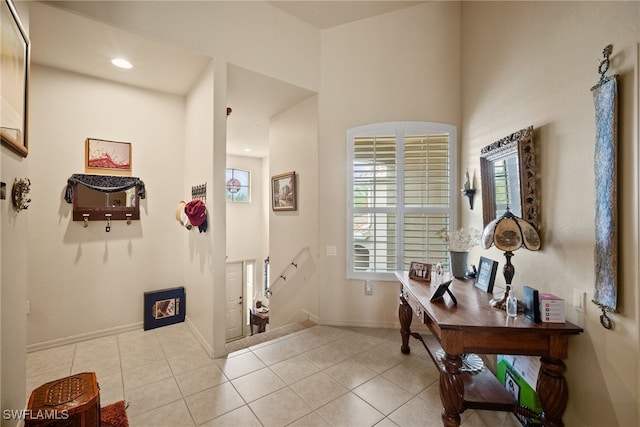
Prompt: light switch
<box><xmin>365</xmin><ymin>281</ymin><xmax>373</xmax><ymax>296</ymax></box>
<box><xmin>574</xmin><ymin>289</ymin><xmax>586</xmax><ymax>314</ymax></box>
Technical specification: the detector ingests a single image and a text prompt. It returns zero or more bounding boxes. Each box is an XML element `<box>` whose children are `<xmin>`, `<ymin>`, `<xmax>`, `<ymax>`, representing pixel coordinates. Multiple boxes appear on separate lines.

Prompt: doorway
<box><xmin>225</xmin><ymin>259</ymin><xmax>255</xmax><ymax>342</ymax></box>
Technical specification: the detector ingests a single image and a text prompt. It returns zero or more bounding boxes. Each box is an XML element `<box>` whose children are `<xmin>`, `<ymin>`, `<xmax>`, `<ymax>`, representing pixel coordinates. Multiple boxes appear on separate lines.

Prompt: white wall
<box><xmin>182</xmin><ymin>62</ymin><xmax>216</xmax><ymax>355</ymax></box>
<box><xmin>27</xmin><ymin>65</ymin><xmax>186</xmax><ymax>345</ymax></box>
<box><xmin>269</xmin><ymin>96</ymin><xmax>319</xmax><ymax>327</ymax></box>
<box><xmin>1</xmin><ymin>147</ymin><xmax>28</xmax><ymax>422</ymax></box>
<box><xmin>317</xmin><ymin>2</ymin><xmax>462</xmax><ymax>327</ymax></box>
<box><xmin>1</xmin><ymin>2</ymin><xmax>29</xmax><ymax>420</ymax></box>
<box><xmin>460</xmin><ymin>2</ymin><xmax>639</xmax><ymax>425</ymax></box>
<box><xmin>225</xmin><ymin>154</ymin><xmax>267</xmax><ymax>268</ymax></box>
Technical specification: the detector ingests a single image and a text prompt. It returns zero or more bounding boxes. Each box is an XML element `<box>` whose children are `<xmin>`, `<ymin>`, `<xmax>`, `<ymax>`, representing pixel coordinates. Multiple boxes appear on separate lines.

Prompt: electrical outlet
<box><xmin>365</xmin><ymin>281</ymin><xmax>373</xmax><ymax>296</ymax></box>
<box><xmin>573</xmin><ymin>289</ymin><xmax>586</xmax><ymax>314</ymax></box>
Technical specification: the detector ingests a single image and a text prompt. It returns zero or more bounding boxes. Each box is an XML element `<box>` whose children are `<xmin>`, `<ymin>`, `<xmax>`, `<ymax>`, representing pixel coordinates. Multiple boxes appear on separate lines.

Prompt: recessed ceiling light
<box><xmin>243</xmin><ymin>148</ymin><xmax>252</xmax><ymax>153</ymax></box>
<box><xmin>111</xmin><ymin>58</ymin><xmax>133</xmax><ymax>69</ymax></box>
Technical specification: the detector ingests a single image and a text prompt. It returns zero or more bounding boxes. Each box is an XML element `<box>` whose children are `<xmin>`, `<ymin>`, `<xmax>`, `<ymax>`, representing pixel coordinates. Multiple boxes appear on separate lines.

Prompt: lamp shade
<box><xmin>481</xmin><ymin>209</ymin><xmax>540</xmax><ymax>252</ymax></box>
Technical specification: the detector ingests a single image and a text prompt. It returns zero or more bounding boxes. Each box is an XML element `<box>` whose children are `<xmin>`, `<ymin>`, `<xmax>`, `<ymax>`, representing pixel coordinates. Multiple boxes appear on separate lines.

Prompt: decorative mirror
<box><xmin>480</xmin><ymin>126</ymin><xmax>539</xmax><ymax>230</ymax></box>
<box><xmin>65</xmin><ymin>174</ymin><xmax>145</xmax><ymax>221</ymax></box>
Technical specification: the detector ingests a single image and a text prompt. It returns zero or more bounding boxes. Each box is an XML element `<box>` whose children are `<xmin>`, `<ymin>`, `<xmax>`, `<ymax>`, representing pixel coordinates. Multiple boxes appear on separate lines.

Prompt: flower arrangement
<box><xmin>437</xmin><ymin>227</ymin><xmax>481</xmax><ymax>252</ymax></box>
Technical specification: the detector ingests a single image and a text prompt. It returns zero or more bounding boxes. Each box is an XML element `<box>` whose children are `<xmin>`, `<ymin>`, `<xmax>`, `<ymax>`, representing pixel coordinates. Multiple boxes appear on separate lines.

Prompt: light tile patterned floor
<box><xmin>26</xmin><ymin>323</ymin><xmax>521</xmax><ymax>427</ymax></box>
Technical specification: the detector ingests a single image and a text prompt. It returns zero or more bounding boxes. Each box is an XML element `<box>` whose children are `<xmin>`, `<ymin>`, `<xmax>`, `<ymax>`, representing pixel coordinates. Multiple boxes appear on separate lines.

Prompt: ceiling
<box><xmin>29</xmin><ymin>1</ymin><xmax>423</xmax><ymax>157</ymax></box>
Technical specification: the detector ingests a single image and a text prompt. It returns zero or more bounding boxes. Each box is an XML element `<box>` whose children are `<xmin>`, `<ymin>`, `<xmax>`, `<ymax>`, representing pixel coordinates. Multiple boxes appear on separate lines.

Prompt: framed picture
<box><xmin>271</xmin><ymin>171</ymin><xmax>297</xmax><ymax>211</ymax></box>
<box><xmin>430</xmin><ymin>279</ymin><xmax>457</xmax><ymax>305</ymax></box>
<box><xmin>475</xmin><ymin>256</ymin><xmax>498</xmax><ymax>293</ymax></box>
<box><xmin>226</xmin><ymin>168</ymin><xmax>250</xmax><ymax>203</ymax></box>
<box><xmin>0</xmin><ymin>0</ymin><xmax>30</xmax><ymax>157</ymax></box>
<box><xmin>409</xmin><ymin>261</ymin><xmax>432</xmax><ymax>282</ymax></box>
<box><xmin>505</xmin><ymin>371</ymin><xmax>521</xmax><ymax>402</ymax></box>
<box><xmin>143</xmin><ymin>287</ymin><xmax>185</xmax><ymax>330</ymax></box>
<box><xmin>85</xmin><ymin>138</ymin><xmax>132</xmax><ymax>175</ymax></box>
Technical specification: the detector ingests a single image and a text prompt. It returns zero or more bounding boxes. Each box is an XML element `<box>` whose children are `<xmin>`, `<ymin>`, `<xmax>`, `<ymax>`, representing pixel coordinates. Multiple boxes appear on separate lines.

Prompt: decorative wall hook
<box><xmin>11</xmin><ymin>178</ymin><xmax>31</xmax><ymax>212</ymax></box>
<box><xmin>591</xmin><ymin>44</ymin><xmax>617</xmax><ymax>91</ymax></box>
<box><xmin>105</xmin><ymin>214</ymin><xmax>112</xmax><ymax>232</ymax></box>
<box><xmin>191</xmin><ymin>183</ymin><xmax>207</xmax><ymax>202</ymax></box>
<box><xmin>83</xmin><ymin>214</ymin><xmax>89</xmax><ymax>227</ymax></box>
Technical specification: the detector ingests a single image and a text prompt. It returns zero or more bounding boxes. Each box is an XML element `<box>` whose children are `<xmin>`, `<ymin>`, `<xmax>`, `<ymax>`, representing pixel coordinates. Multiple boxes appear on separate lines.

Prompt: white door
<box><xmin>226</xmin><ymin>262</ymin><xmax>244</xmax><ymax>341</ymax></box>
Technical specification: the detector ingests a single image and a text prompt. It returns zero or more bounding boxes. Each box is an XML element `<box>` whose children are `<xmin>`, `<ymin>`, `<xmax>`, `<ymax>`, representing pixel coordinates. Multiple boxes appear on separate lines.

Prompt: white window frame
<box><xmin>346</xmin><ymin>121</ymin><xmax>458</xmax><ymax>281</ymax></box>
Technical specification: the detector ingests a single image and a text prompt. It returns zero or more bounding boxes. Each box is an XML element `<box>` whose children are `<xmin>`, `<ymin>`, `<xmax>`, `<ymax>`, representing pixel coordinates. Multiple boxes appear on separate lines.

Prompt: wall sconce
<box><xmin>461</xmin><ymin>169</ymin><xmax>476</xmax><ymax>210</ymax></box>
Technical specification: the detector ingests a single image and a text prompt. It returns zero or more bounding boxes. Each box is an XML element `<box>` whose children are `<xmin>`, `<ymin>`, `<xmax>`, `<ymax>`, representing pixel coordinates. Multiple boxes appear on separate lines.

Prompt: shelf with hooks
<box><xmin>191</xmin><ymin>183</ymin><xmax>207</xmax><ymax>202</ymax></box>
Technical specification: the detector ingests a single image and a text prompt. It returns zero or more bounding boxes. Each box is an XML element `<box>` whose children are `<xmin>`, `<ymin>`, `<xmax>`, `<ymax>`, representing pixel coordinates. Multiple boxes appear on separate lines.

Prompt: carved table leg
<box><xmin>399</xmin><ymin>294</ymin><xmax>413</xmax><ymax>354</ymax></box>
<box><xmin>440</xmin><ymin>353</ymin><xmax>465</xmax><ymax>427</ymax></box>
<box><xmin>536</xmin><ymin>357</ymin><xmax>568</xmax><ymax>427</ymax></box>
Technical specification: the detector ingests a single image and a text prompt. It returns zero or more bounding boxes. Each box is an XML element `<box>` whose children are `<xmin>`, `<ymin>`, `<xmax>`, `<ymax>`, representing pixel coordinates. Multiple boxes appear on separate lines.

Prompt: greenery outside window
<box><xmin>226</xmin><ymin>168</ymin><xmax>250</xmax><ymax>203</ymax></box>
<box><xmin>347</xmin><ymin>122</ymin><xmax>458</xmax><ymax>281</ymax></box>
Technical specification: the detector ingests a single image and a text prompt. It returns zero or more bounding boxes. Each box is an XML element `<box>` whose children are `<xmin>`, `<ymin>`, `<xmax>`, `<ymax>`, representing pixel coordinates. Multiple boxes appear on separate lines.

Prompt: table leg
<box><xmin>399</xmin><ymin>294</ymin><xmax>413</xmax><ymax>354</ymax></box>
<box><xmin>439</xmin><ymin>353</ymin><xmax>465</xmax><ymax>427</ymax></box>
<box><xmin>536</xmin><ymin>357</ymin><xmax>568</xmax><ymax>427</ymax></box>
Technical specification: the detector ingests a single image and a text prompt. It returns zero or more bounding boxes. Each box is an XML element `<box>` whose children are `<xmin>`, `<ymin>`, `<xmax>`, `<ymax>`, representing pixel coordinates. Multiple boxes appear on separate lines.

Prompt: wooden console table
<box><xmin>396</xmin><ymin>271</ymin><xmax>583</xmax><ymax>427</ymax></box>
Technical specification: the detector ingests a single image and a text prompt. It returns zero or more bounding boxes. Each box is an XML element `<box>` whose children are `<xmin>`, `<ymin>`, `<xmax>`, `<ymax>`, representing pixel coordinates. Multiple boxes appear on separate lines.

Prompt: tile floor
<box><xmin>26</xmin><ymin>323</ymin><xmax>521</xmax><ymax>427</ymax></box>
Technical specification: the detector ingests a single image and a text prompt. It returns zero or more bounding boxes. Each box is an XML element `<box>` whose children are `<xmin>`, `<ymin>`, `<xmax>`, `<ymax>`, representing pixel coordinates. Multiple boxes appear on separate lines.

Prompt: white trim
<box><xmin>185</xmin><ymin>316</ymin><xmax>217</xmax><ymax>358</ymax></box>
<box><xmin>26</xmin><ymin>322</ymin><xmax>142</xmax><ymax>353</ymax></box>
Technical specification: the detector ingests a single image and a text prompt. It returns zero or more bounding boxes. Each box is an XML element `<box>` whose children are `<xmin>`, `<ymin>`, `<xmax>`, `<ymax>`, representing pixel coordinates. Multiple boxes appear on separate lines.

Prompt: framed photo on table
<box><xmin>409</xmin><ymin>261</ymin><xmax>432</xmax><ymax>282</ymax></box>
<box><xmin>0</xmin><ymin>0</ymin><xmax>30</xmax><ymax>157</ymax></box>
<box><xmin>475</xmin><ymin>256</ymin><xmax>498</xmax><ymax>293</ymax></box>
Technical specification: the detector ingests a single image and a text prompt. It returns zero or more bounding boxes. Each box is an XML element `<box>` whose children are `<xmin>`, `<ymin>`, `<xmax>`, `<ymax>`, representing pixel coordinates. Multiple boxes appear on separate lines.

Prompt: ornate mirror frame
<box><xmin>480</xmin><ymin>126</ymin><xmax>539</xmax><ymax>231</ymax></box>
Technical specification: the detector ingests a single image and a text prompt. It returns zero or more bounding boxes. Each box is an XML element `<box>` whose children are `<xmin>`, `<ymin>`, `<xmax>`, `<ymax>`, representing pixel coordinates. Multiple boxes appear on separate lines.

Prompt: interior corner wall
<box><xmin>317</xmin><ymin>1</ymin><xmax>461</xmax><ymax>327</ymax></box>
<box><xmin>269</xmin><ymin>95</ymin><xmax>319</xmax><ymax>328</ymax></box>
<box><xmin>183</xmin><ymin>62</ymin><xmax>216</xmax><ymax>355</ymax></box>
<box><xmin>460</xmin><ymin>2</ymin><xmax>639</xmax><ymax>426</ymax></box>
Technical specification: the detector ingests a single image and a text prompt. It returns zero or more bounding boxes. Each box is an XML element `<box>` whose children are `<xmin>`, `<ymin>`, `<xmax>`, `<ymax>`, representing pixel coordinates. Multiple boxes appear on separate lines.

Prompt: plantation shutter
<box><xmin>347</xmin><ymin>122</ymin><xmax>457</xmax><ymax>281</ymax></box>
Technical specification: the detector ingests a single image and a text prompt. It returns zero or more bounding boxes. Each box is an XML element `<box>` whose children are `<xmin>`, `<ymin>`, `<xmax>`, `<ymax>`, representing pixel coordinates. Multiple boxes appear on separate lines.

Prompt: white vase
<box><xmin>449</xmin><ymin>251</ymin><xmax>469</xmax><ymax>279</ymax></box>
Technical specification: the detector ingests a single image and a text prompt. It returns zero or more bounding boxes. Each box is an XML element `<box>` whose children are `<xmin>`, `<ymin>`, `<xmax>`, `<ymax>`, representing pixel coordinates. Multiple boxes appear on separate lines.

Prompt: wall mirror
<box><xmin>480</xmin><ymin>126</ymin><xmax>539</xmax><ymax>230</ymax></box>
<box><xmin>65</xmin><ymin>174</ymin><xmax>145</xmax><ymax>221</ymax></box>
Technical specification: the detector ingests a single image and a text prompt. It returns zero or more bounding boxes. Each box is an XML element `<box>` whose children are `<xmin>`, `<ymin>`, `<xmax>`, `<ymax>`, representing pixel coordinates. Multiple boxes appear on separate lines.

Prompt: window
<box><xmin>225</xmin><ymin>168</ymin><xmax>250</xmax><ymax>203</ymax></box>
<box><xmin>347</xmin><ymin>122</ymin><xmax>457</xmax><ymax>281</ymax></box>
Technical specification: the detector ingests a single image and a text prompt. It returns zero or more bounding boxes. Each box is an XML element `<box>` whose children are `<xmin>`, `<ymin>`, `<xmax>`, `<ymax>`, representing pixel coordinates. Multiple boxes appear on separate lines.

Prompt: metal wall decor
<box><xmin>11</xmin><ymin>177</ymin><xmax>31</xmax><ymax>211</ymax></box>
<box><xmin>590</xmin><ymin>44</ymin><xmax>618</xmax><ymax>329</ymax></box>
<box><xmin>191</xmin><ymin>183</ymin><xmax>207</xmax><ymax>202</ymax></box>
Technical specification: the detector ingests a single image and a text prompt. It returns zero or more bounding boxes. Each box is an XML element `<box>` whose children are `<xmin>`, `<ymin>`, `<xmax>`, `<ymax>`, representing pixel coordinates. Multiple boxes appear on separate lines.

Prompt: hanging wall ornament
<box><xmin>590</xmin><ymin>44</ymin><xmax>618</xmax><ymax>329</ymax></box>
<box><xmin>11</xmin><ymin>178</ymin><xmax>31</xmax><ymax>212</ymax></box>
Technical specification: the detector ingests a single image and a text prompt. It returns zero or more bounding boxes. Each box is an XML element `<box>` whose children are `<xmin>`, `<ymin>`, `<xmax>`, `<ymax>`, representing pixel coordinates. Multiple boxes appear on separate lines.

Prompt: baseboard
<box><xmin>301</xmin><ymin>309</ymin><xmax>320</xmax><ymax>324</ymax></box>
<box><xmin>184</xmin><ymin>316</ymin><xmax>216</xmax><ymax>358</ymax></box>
<box><xmin>27</xmin><ymin>322</ymin><xmax>143</xmax><ymax>353</ymax></box>
<box><xmin>316</xmin><ymin>318</ymin><xmax>402</xmax><ymax>330</ymax></box>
